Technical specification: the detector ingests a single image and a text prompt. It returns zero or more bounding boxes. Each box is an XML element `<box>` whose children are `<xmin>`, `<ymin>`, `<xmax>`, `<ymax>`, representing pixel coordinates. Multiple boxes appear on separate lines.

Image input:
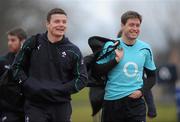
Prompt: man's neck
<box><xmin>47</xmin><ymin>32</ymin><xmax>63</xmax><ymax>43</ymax></box>
<box><xmin>121</xmin><ymin>35</ymin><xmax>136</xmax><ymax>45</ymax></box>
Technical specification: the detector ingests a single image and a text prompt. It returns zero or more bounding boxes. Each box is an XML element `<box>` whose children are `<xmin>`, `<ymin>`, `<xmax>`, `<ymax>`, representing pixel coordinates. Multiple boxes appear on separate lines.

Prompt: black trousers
<box><xmin>24</xmin><ymin>100</ymin><xmax>72</xmax><ymax>122</ymax></box>
<box><xmin>0</xmin><ymin>111</ymin><xmax>24</xmax><ymax>122</ymax></box>
<box><xmin>101</xmin><ymin>97</ymin><xmax>146</xmax><ymax>122</ymax></box>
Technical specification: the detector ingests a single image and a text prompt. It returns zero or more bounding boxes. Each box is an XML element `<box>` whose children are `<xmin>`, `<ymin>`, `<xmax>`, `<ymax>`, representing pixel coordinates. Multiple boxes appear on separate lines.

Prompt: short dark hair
<box><xmin>47</xmin><ymin>8</ymin><xmax>67</xmax><ymax>22</ymax></box>
<box><xmin>121</xmin><ymin>11</ymin><xmax>142</xmax><ymax>25</ymax></box>
<box><xmin>117</xmin><ymin>30</ymin><xmax>122</xmax><ymax>38</ymax></box>
<box><xmin>7</xmin><ymin>28</ymin><xmax>27</xmax><ymax>41</ymax></box>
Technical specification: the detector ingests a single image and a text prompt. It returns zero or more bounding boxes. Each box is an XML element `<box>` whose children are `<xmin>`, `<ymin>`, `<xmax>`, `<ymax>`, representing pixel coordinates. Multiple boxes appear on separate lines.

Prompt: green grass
<box><xmin>147</xmin><ymin>104</ymin><xmax>177</xmax><ymax>122</ymax></box>
<box><xmin>72</xmin><ymin>88</ymin><xmax>177</xmax><ymax>122</ymax></box>
<box><xmin>72</xmin><ymin>88</ymin><xmax>92</xmax><ymax>122</ymax></box>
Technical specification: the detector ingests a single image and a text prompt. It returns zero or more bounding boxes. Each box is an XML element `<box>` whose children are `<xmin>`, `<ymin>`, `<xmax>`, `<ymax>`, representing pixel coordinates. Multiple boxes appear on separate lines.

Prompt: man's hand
<box><xmin>115</xmin><ymin>48</ymin><xmax>123</xmax><ymax>63</ymax></box>
<box><xmin>128</xmin><ymin>90</ymin><xmax>142</xmax><ymax>99</ymax></box>
<box><xmin>114</xmin><ymin>41</ymin><xmax>123</xmax><ymax>63</ymax></box>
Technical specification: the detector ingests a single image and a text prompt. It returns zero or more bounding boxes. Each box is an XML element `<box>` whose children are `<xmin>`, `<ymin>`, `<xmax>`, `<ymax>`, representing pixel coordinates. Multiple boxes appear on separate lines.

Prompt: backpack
<box><xmin>84</xmin><ymin>36</ymin><xmax>119</xmax><ymax>116</ymax></box>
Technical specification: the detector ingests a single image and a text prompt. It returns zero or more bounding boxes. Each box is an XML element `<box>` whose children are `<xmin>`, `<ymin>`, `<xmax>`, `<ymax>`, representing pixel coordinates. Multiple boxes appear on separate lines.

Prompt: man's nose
<box><xmin>59</xmin><ymin>22</ymin><xmax>65</xmax><ymax>26</ymax></box>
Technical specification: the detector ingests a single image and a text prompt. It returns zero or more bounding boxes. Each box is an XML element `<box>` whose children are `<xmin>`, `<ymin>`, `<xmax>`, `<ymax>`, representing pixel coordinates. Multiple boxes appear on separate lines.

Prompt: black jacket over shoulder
<box><xmin>12</xmin><ymin>32</ymin><xmax>88</xmax><ymax>104</ymax></box>
<box><xmin>0</xmin><ymin>52</ymin><xmax>24</xmax><ymax>112</ymax></box>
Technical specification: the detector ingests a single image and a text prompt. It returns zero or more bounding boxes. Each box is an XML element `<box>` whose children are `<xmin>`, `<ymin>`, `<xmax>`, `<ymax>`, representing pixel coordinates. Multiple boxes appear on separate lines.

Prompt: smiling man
<box><xmin>95</xmin><ymin>11</ymin><xmax>156</xmax><ymax>122</ymax></box>
<box><xmin>12</xmin><ymin>8</ymin><xmax>88</xmax><ymax>122</ymax></box>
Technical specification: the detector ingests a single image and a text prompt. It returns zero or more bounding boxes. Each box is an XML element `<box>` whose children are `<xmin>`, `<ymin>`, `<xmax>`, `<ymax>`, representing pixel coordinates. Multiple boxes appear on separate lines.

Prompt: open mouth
<box><xmin>56</xmin><ymin>29</ymin><xmax>64</xmax><ymax>32</ymax></box>
<box><xmin>56</xmin><ymin>27</ymin><xmax>65</xmax><ymax>32</ymax></box>
<box><xmin>130</xmin><ymin>32</ymin><xmax>137</xmax><ymax>36</ymax></box>
<box><xmin>130</xmin><ymin>31</ymin><xmax>138</xmax><ymax>35</ymax></box>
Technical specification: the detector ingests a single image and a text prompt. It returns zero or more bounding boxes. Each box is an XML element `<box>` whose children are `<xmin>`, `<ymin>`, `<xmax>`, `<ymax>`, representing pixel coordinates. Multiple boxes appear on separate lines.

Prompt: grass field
<box><xmin>71</xmin><ymin>88</ymin><xmax>177</xmax><ymax>122</ymax></box>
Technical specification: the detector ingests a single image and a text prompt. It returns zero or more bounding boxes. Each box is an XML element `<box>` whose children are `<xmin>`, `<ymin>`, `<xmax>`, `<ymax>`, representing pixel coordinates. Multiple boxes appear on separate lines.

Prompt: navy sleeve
<box><xmin>61</xmin><ymin>48</ymin><xmax>88</xmax><ymax>94</ymax></box>
<box><xmin>94</xmin><ymin>58</ymin><xmax>118</xmax><ymax>76</ymax></box>
<box><xmin>144</xmin><ymin>90</ymin><xmax>157</xmax><ymax>118</ymax></box>
<box><xmin>140</xmin><ymin>67</ymin><xmax>156</xmax><ymax>94</ymax></box>
<box><xmin>12</xmin><ymin>36</ymin><xmax>37</xmax><ymax>82</ymax></box>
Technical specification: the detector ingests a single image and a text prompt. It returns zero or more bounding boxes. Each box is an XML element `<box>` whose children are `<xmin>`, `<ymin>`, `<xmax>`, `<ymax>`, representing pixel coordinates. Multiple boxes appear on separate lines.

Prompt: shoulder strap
<box><xmin>96</xmin><ymin>40</ymin><xmax>120</xmax><ymax>61</ymax></box>
<box><xmin>11</xmin><ymin>34</ymin><xmax>40</xmax><ymax>73</ymax></box>
<box><xmin>32</xmin><ymin>33</ymin><xmax>41</xmax><ymax>50</ymax></box>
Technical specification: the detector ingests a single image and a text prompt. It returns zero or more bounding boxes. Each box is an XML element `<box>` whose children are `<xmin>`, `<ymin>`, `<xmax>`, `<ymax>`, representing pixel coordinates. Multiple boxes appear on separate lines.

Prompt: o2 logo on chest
<box><xmin>123</xmin><ymin>62</ymin><xmax>138</xmax><ymax>77</ymax></box>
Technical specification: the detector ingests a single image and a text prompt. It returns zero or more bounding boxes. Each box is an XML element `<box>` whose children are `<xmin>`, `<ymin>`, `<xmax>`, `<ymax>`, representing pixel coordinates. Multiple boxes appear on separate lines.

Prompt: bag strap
<box><xmin>96</xmin><ymin>40</ymin><xmax>120</xmax><ymax>61</ymax></box>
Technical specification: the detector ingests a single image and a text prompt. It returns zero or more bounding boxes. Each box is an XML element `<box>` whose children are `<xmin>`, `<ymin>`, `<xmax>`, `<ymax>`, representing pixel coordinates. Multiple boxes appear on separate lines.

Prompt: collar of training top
<box><xmin>44</xmin><ymin>31</ymin><xmax>68</xmax><ymax>45</ymax></box>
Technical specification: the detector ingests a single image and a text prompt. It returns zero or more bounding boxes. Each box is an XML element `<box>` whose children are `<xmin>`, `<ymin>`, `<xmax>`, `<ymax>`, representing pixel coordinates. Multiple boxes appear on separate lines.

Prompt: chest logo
<box><xmin>123</xmin><ymin>62</ymin><xmax>138</xmax><ymax>77</ymax></box>
<box><xmin>37</xmin><ymin>45</ymin><xmax>41</xmax><ymax>50</ymax></box>
<box><xmin>62</xmin><ymin>51</ymin><xmax>66</xmax><ymax>58</ymax></box>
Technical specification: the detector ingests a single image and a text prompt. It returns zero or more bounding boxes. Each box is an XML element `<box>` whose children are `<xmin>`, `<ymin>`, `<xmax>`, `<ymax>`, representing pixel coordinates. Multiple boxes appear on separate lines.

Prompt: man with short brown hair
<box><xmin>95</xmin><ymin>11</ymin><xmax>156</xmax><ymax>122</ymax></box>
<box><xmin>12</xmin><ymin>8</ymin><xmax>88</xmax><ymax>122</ymax></box>
<box><xmin>0</xmin><ymin>27</ymin><xmax>27</xmax><ymax>122</ymax></box>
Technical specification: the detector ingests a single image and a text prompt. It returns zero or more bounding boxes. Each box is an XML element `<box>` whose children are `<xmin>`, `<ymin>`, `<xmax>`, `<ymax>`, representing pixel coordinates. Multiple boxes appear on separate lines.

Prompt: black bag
<box><xmin>86</xmin><ymin>36</ymin><xmax>119</xmax><ymax>87</ymax></box>
<box><xmin>85</xmin><ymin>36</ymin><xmax>119</xmax><ymax>116</ymax></box>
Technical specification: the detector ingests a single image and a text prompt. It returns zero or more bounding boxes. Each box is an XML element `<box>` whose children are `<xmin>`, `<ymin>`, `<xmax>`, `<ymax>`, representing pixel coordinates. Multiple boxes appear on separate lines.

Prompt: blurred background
<box><xmin>0</xmin><ymin>0</ymin><xmax>179</xmax><ymax>122</ymax></box>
